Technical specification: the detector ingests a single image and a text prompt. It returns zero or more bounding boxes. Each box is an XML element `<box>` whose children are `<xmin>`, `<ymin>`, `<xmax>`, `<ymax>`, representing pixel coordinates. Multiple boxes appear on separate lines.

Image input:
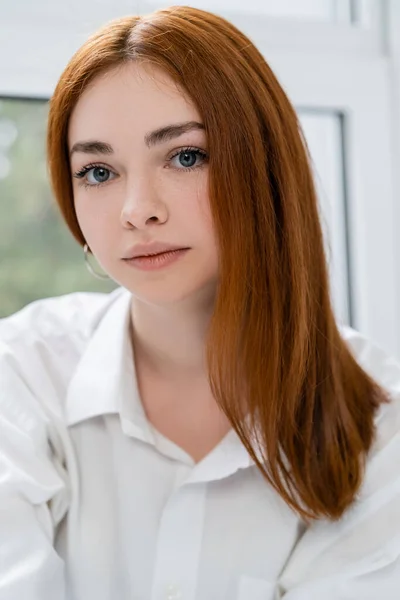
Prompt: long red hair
<box><xmin>47</xmin><ymin>5</ymin><xmax>389</xmax><ymax>521</ymax></box>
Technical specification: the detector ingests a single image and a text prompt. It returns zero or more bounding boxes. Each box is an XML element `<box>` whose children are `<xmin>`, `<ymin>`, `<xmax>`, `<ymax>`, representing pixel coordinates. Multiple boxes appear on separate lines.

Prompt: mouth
<box><xmin>123</xmin><ymin>245</ymin><xmax>190</xmax><ymax>260</ymax></box>
<box><xmin>135</xmin><ymin>249</ymin><xmax>184</xmax><ymax>258</ymax></box>
<box><xmin>123</xmin><ymin>248</ymin><xmax>190</xmax><ymax>270</ymax></box>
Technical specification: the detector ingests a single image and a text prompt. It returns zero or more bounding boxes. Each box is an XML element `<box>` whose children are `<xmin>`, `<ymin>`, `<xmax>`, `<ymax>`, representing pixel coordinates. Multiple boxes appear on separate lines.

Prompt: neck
<box><xmin>129</xmin><ymin>287</ymin><xmax>216</xmax><ymax>380</ymax></box>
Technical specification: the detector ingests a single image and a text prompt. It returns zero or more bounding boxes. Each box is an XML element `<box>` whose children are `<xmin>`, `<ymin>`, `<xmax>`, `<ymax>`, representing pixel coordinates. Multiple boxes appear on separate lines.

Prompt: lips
<box><xmin>136</xmin><ymin>249</ymin><xmax>176</xmax><ymax>258</ymax></box>
<box><xmin>124</xmin><ymin>247</ymin><xmax>189</xmax><ymax>270</ymax></box>
<box><xmin>122</xmin><ymin>242</ymin><xmax>188</xmax><ymax>260</ymax></box>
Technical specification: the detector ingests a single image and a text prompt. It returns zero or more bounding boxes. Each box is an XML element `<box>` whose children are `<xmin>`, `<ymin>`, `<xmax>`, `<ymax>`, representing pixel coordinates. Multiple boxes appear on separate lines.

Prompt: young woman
<box><xmin>1</xmin><ymin>5</ymin><xmax>399</xmax><ymax>599</ymax></box>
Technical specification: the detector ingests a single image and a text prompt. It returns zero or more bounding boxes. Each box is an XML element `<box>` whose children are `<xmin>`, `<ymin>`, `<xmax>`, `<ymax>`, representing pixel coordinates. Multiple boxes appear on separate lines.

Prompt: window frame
<box><xmin>1</xmin><ymin>0</ymin><xmax>399</xmax><ymax>357</ymax></box>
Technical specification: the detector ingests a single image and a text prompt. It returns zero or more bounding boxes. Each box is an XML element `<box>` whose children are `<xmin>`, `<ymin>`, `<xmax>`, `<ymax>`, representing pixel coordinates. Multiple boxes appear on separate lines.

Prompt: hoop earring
<box><xmin>83</xmin><ymin>244</ymin><xmax>110</xmax><ymax>280</ymax></box>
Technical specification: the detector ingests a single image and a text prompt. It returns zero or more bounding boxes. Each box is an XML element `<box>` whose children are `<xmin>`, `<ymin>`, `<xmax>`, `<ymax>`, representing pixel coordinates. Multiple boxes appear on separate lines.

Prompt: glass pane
<box><xmin>0</xmin><ymin>98</ymin><xmax>117</xmax><ymax>318</ymax></box>
<box><xmin>298</xmin><ymin>110</ymin><xmax>351</xmax><ymax>325</ymax></box>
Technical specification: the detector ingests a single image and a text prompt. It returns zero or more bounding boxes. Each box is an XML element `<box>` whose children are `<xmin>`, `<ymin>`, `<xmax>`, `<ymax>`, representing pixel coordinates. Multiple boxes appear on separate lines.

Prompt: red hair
<box><xmin>47</xmin><ymin>5</ymin><xmax>389</xmax><ymax>521</ymax></box>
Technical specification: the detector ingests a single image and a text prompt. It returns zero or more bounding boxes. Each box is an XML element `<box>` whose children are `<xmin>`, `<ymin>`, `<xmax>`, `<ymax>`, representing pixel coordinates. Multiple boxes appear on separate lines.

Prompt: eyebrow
<box><xmin>69</xmin><ymin>120</ymin><xmax>205</xmax><ymax>157</ymax></box>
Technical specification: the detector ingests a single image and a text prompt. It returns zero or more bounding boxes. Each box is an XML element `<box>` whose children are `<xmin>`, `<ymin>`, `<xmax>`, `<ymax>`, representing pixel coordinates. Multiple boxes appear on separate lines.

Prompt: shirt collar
<box><xmin>65</xmin><ymin>285</ymin><xmax>254</xmax><ymax>478</ymax></box>
<box><xmin>65</xmin><ymin>287</ymin><xmax>152</xmax><ymax>440</ymax></box>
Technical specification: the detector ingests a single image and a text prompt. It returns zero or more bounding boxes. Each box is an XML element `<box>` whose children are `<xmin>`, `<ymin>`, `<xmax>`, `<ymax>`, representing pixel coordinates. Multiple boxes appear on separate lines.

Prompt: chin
<box><xmin>124</xmin><ymin>277</ymin><xmax>217</xmax><ymax>308</ymax></box>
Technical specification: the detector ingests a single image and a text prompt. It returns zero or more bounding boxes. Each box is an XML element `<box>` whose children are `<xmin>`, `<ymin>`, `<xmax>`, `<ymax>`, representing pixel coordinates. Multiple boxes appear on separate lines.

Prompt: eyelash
<box><xmin>72</xmin><ymin>146</ymin><xmax>208</xmax><ymax>189</ymax></box>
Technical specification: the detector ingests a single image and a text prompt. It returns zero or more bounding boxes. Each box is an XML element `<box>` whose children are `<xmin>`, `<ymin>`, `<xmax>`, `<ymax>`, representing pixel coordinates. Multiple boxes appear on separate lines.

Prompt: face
<box><xmin>68</xmin><ymin>62</ymin><xmax>219</xmax><ymax>306</ymax></box>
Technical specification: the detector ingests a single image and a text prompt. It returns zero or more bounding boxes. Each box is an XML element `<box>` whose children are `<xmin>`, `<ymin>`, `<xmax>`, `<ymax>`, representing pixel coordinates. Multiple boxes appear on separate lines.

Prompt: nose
<box><xmin>120</xmin><ymin>177</ymin><xmax>168</xmax><ymax>229</ymax></box>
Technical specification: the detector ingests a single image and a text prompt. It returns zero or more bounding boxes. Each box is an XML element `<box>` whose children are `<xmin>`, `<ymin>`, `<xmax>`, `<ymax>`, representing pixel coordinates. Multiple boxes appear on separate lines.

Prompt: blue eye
<box><xmin>87</xmin><ymin>166</ymin><xmax>110</xmax><ymax>184</ymax></box>
<box><xmin>73</xmin><ymin>164</ymin><xmax>116</xmax><ymax>188</ymax></box>
<box><xmin>72</xmin><ymin>146</ymin><xmax>208</xmax><ymax>189</ymax></box>
<box><xmin>168</xmin><ymin>147</ymin><xmax>208</xmax><ymax>171</ymax></box>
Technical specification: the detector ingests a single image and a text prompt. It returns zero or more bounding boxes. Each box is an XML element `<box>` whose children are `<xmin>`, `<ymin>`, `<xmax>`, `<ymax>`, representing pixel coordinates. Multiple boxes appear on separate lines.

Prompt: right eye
<box><xmin>73</xmin><ymin>163</ymin><xmax>117</xmax><ymax>188</ymax></box>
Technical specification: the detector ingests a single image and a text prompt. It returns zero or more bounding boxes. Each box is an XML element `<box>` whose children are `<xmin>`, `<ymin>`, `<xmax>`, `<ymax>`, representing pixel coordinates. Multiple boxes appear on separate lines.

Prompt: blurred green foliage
<box><xmin>0</xmin><ymin>98</ymin><xmax>117</xmax><ymax>318</ymax></box>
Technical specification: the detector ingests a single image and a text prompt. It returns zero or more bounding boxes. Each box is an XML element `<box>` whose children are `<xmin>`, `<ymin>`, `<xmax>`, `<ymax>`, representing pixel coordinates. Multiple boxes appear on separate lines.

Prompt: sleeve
<box><xmin>0</xmin><ymin>343</ymin><xmax>68</xmax><ymax>599</ymax></box>
<box><xmin>276</xmin><ymin>328</ymin><xmax>400</xmax><ymax>599</ymax></box>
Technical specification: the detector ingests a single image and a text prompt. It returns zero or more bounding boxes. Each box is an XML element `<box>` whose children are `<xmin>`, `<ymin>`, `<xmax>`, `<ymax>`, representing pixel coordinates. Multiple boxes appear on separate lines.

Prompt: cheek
<box><xmin>191</xmin><ymin>190</ymin><xmax>219</xmax><ymax>263</ymax></box>
<box><xmin>188</xmin><ymin>175</ymin><xmax>214</xmax><ymax>227</ymax></box>
<box><xmin>197</xmin><ymin>191</ymin><xmax>217</xmax><ymax>243</ymax></box>
<box><xmin>179</xmin><ymin>189</ymin><xmax>215</xmax><ymax>242</ymax></box>
<box><xmin>74</xmin><ymin>192</ymin><xmax>114</xmax><ymax>239</ymax></box>
<box><xmin>73</xmin><ymin>194</ymin><xmax>90</xmax><ymax>238</ymax></box>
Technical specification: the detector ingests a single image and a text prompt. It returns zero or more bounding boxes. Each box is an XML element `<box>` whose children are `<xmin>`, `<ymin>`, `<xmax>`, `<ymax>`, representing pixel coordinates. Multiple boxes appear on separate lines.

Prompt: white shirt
<box><xmin>0</xmin><ymin>285</ymin><xmax>399</xmax><ymax>600</ymax></box>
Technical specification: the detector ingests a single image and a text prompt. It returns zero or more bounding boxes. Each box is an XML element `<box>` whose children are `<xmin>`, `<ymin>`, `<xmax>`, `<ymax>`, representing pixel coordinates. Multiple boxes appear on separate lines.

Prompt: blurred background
<box><xmin>1</xmin><ymin>0</ymin><xmax>400</xmax><ymax>358</ymax></box>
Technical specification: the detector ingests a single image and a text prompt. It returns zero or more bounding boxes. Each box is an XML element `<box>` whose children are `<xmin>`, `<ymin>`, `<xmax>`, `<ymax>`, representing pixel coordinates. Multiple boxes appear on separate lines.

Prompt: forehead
<box><xmin>68</xmin><ymin>62</ymin><xmax>200</xmax><ymax>148</ymax></box>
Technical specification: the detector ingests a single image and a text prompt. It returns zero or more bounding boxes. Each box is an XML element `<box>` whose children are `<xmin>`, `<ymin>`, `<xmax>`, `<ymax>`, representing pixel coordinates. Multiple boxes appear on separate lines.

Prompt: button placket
<box><xmin>151</xmin><ymin>485</ymin><xmax>206</xmax><ymax>600</ymax></box>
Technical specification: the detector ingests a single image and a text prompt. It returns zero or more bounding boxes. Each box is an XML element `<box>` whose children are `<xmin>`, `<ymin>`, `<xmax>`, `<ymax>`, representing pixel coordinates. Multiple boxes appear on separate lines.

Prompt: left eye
<box><xmin>86</xmin><ymin>166</ymin><xmax>115</xmax><ymax>185</ymax></box>
<box><xmin>168</xmin><ymin>148</ymin><xmax>208</xmax><ymax>170</ymax></box>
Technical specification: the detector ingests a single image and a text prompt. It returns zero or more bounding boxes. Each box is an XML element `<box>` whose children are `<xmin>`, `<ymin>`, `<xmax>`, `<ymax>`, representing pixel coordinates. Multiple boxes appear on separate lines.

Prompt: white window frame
<box><xmin>1</xmin><ymin>0</ymin><xmax>399</xmax><ymax>357</ymax></box>
<box><xmin>386</xmin><ymin>0</ymin><xmax>400</xmax><ymax>358</ymax></box>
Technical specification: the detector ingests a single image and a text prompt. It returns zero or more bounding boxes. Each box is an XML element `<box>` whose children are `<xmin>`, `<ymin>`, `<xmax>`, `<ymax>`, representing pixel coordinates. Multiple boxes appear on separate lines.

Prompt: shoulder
<box><xmin>278</xmin><ymin>326</ymin><xmax>400</xmax><ymax>594</ymax></box>
<box><xmin>340</xmin><ymin>324</ymin><xmax>400</xmax><ymax>393</ymax></box>
<box><xmin>0</xmin><ymin>288</ymin><xmax>122</xmax><ymax>347</ymax></box>
<box><xmin>0</xmin><ymin>286</ymin><xmax>126</xmax><ymax>423</ymax></box>
<box><xmin>339</xmin><ymin>325</ymin><xmax>400</xmax><ymax>455</ymax></box>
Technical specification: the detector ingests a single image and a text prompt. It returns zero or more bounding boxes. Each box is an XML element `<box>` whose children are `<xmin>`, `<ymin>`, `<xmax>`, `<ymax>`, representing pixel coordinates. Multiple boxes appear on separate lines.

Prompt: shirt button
<box><xmin>166</xmin><ymin>583</ymin><xmax>182</xmax><ymax>599</ymax></box>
